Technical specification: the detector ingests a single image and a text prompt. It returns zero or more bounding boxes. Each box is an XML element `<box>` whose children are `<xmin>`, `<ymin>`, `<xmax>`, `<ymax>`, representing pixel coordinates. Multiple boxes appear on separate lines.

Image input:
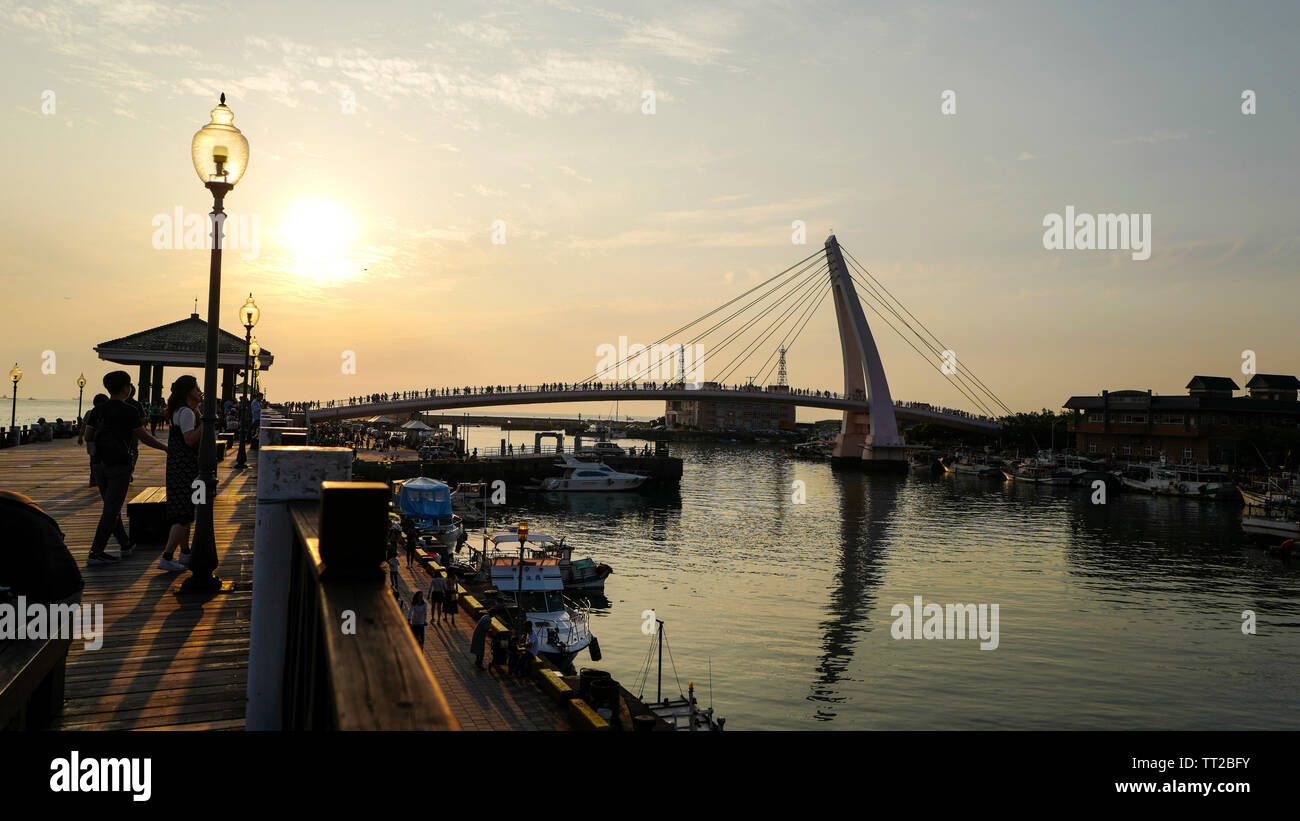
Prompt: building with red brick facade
<box><xmin>665</xmin><ymin>382</ymin><xmax>796</xmax><ymax>432</ymax></box>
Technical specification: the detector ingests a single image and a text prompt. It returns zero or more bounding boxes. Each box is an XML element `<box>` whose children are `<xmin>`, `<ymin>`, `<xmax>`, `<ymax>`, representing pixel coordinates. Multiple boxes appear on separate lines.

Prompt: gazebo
<box><xmin>94</xmin><ymin>312</ymin><xmax>273</xmax><ymax>405</ymax></box>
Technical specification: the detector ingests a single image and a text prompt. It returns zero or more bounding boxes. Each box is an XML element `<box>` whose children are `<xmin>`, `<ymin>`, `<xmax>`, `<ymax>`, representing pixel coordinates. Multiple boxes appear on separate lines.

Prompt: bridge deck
<box><xmin>305</xmin><ymin>387</ymin><xmax>1001</xmax><ymax>433</ymax></box>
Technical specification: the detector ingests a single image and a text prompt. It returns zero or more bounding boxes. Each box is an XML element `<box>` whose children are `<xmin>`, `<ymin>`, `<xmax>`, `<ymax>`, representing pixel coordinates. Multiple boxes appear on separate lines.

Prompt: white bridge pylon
<box><xmin>825</xmin><ymin>235</ymin><xmax>908</xmax><ymax>468</ymax></box>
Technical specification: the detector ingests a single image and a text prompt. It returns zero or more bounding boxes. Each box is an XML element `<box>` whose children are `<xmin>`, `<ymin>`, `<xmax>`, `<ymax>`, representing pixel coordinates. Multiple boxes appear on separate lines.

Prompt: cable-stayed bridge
<box><xmin>305</xmin><ymin>236</ymin><xmax>1008</xmax><ymax>469</ymax></box>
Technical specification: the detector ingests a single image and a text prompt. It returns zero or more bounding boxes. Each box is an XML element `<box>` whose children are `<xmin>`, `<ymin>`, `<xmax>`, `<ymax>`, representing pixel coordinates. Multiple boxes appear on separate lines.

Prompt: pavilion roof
<box><xmin>95</xmin><ymin>313</ymin><xmax>273</xmax><ymax>368</ymax></box>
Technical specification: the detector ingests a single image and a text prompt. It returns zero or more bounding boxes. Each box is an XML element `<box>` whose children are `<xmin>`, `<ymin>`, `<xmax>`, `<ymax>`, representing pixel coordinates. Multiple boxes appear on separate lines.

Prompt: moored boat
<box><xmin>529</xmin><ymin>454</ymin><xmax>646</xmax><ymax>492</ymax></box>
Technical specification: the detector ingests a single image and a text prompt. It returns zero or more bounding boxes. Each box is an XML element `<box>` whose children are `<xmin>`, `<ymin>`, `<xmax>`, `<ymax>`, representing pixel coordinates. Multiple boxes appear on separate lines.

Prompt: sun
<box><xmin>279</xmin><ymin>198</ymin><xmax>359</xmax><ymax>283</ymax></box>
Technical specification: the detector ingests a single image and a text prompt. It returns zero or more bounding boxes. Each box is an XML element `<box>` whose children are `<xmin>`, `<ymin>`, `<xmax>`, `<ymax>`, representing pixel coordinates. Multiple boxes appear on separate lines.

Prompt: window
<box><xmin>1122</xmin><ymin>445</ymin><xmax>1131</xmax><ymax>456</ymax></box>
<box><xmin>1087</xmin><ymin>413</ymin><xmax>1103</xmax><ymax>423</ymax></box>
<box><xmin>1182</xmin><ymin>448</ymin><xmax>1193</xmax><ymax>462</ymax></box>
<box><xmin>1088</xmin><ymin>442</ymin><xmax>1097</xmax><ymax>454</ymax></box>
<box><xmin>1144</xmin><ymin>446</ymin><xmax>1153</xmax><ymax>457</ymax></box>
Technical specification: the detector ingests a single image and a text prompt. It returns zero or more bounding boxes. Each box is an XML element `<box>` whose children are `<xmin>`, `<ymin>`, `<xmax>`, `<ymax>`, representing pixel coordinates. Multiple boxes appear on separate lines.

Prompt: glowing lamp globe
<box><xmin>192</xmin><ymin>94</ymin><xmax>249</xmax><ymax>186</ymax></box>
<box><xmin>239</xmin><ymin>294</ymin><xmax>260</xmax><ymax>329</ymax></box>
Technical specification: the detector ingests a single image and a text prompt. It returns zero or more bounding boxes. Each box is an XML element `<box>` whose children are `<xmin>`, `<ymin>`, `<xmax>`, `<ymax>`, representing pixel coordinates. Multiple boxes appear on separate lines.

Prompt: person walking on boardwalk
<box><xmin>85</xmin><ymin>371</ymin><xmax>166</xmax><ymax>566</ymax></box>
<box><xmin>470</xmin><ymin>608</ymin><xmax>493</xmax><ymax>669</ymax></box>
<box><xmin>408</xmin><ymin>591</ymin><xmax>429</xmax><ymax>648</ymax></box>
<box><xmin>443</xmin><ymin>578</ymin><xmax>458</xmax><ymax>626</ymax></box>
<box><xmin>387</xmin><ymin>552</ymin><xmax>401</xmax><ymax>592</ymax></box>
<box><xmin>402</xmin><ymin>515</ymin><xmax>419</xmax><ymax>569</ymax></box>
<box><xmin>427</xmin><ymin>572</ymin><xmax>447</xmax><ymax>623</ymax></box>
<box><xmin>158</xmin><ymin>375</ymin><xmax>202</xmax><ymax>572</ymax></box>
<box><xmin>78</xmin><ymin>393</ymin><xmax>107</xmax><ymax>488</ymax></box>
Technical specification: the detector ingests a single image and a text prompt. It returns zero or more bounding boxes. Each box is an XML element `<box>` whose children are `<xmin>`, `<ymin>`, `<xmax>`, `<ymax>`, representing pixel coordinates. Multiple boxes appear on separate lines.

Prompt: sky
<box><xmin>1</xmin><ymin>0</ymin><xmax>1297</xmax><ymax>422</ymax></box>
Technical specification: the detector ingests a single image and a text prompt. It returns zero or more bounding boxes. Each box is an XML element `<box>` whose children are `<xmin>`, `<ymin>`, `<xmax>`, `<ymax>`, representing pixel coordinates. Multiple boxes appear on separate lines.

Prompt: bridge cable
<box><xmin>852</xmin><ymin>289</ymin><xmax>998</xmax><ymax>417</ymax></box>
<box><xmin>618</xmin><ymin>259</ymin><xmax>828</xmax><ymax>385</ymax></box>
<box><xmin>571</xmin><ymin>247</ymin><xmax>824</xmax><ymax>384</ymax></box>
<box><xmin>678</xmin><ymin>262</ymin><xmax>828</xmax><ymax>386</ymax></box>
<box><xmin>713</xmin><ymin>272</ymin><xmax>832</xmax><ymax>385</ymax></box>
<box><xmin>756</xmin><ymin>283</ymin><xmax>831</xmax><ymax>387</ymax></box>
<box><xmin>847</xmin><ymin>269</ymin><xmax>999</xmax><ymax>417</ymax></box>
<box><xmin>841</xmin><ymin>246</ymin><xmax>1013</xmax><ymax>416</ymax></box>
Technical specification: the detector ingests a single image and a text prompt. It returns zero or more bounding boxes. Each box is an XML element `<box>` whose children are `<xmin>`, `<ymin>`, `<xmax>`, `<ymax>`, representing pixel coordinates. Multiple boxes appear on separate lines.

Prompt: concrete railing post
<box><xmin>246</xmin><ymin>445</ymin><xmax>354</xmax><ymax>730</ymax></box>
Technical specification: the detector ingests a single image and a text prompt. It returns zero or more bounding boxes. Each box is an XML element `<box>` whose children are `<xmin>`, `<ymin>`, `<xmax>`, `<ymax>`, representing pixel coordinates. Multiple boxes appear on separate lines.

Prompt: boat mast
<box><xmin>656</xmin><ymin>618</ymin><xmax>664</xmax><ymax>703</ymax></box>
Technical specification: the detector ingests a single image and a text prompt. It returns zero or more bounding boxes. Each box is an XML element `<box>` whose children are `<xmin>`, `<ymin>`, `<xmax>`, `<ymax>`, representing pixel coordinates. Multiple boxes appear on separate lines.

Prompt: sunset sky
<box><xmin>2</xmin><ymin>0</ymin><xmax>1297</xmax><ymax>421</ymax></box>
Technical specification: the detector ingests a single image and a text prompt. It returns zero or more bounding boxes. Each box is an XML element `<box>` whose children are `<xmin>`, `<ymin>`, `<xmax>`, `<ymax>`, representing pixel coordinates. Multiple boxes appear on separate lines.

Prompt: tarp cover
<box><xmin>396</xmin><ymin>477</ymin><xmax>453</xmax><ymax>525</ymax></box>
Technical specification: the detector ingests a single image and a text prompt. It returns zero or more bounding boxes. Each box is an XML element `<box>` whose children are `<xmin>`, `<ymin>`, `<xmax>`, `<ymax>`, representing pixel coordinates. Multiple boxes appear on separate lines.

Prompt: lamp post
<box><xmin>234</xmin><ymin>295</ymin><xmax>259</xmax><ymax>470</ymax></box>
<box><xmin>252</xmin><ymin>354</ymin><xmax>261</xmax><ymax>394</ymax></box>
<box><xmin>76</xmin><ymin>373</ymin><xmax>87</xmax><ymax>421</ymax></box>
<box><xmin>8</xmin><ymin>363</ymin><xmax>21</xmax><ymax>433</ymax></box>
<box><xmin>185</xmin><ymin>93</ymin><xmax>249</xmax><ymax>593</ymax></box>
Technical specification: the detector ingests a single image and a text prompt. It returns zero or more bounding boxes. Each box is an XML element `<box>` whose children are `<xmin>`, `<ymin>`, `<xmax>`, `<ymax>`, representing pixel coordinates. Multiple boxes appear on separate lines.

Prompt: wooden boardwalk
<box><xmin>393</xmin><ymin>561</ymin><xmax>568</xmax><ymax>731</ymax></box>
<box><xmin>2</xmin><ymin>435</ymin><xmax>253</xmax><ymax>730</ymax></box>
<box><xmin>4</xmin><ymin>435</ymin><xmax>568</xmax><ymax>731</ymax></box>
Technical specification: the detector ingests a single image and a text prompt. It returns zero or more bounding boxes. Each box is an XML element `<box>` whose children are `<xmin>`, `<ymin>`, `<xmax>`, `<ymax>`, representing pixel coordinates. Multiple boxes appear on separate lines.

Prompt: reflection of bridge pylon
<box><xmin>825</xmin><ymin>235</ymin><xmax>907</xmax><ymax>470</ymax></box>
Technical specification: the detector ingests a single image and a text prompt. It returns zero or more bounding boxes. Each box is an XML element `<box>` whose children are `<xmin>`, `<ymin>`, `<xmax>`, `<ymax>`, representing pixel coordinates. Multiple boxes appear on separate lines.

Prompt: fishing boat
<box><xmin>529</xmin><ymin>454</ymin><xmax>646</xmax><ymax>492</ymax></box>
<box><xmin>1002</xmin><ymin>461</ymin><xmax>1072</xmax><ymax>484</ymax></box>
<box><xmin>1117</xmin><ymin>461</ymin><xmax>1234</xmax><ymax>498</ymax></box>
<box><xmin>472</xmin><ymin>539</ymin><xmax>597</xmax><ymax>667</ymax></box>
<box><xmin>941</xmin><ymin>452</ymin><xmax>1004</xmax><ymax>478</ymax></box>
<box><xmin>792</xmin><ymin>441</ymin><xmax>832</xmax><ymax>459</ymax></box>
<box><xmin>492</xmin><ymin>528</ymin><xmax>612</xmax><ymax>592</ymax></box>
<box><xmin>1241</xmin><ymin>503</ymin><xmax>1300</xmax><ymax>541</ymax></box>
<box><xmin>393</xmin><ymin>477</ymin><xmax>465</xmax><ymax>550</ymax></box>
<box><xmin>636</xmin><ymin>617</ymin><xmax>724</xmax><ymax>732</ymax></box>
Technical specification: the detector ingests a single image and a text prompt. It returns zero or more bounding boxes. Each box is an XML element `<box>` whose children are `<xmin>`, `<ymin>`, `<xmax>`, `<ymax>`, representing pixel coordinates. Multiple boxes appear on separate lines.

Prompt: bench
<box><xmin>127</xmin><ymin>486</ymin><xmax>169</xmax><ymax>543</ymax></box>
<box><xmin>0</xmin><ymin>636</ymin><xmax>71</xmax><ymax>730</ymax></box>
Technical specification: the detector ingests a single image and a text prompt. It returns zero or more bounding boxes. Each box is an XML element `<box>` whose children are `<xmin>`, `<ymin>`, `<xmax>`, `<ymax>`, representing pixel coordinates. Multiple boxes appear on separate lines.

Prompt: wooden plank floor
<box><xmin>1</xmin><ymin>435</ymin><xmax>255</xmax><ymax>730</ymax></box>
<box><xmin>393</xmin><ymin>561</ymin><xmax>568</xmax><ymax>731</ymax></box>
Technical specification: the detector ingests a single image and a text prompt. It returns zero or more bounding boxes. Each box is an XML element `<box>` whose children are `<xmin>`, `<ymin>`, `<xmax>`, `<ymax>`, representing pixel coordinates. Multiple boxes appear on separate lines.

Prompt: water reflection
<box><xmin>807</xmin><ymin>471</ymin><xmax>901</xmax><ymax>719</ymax></box>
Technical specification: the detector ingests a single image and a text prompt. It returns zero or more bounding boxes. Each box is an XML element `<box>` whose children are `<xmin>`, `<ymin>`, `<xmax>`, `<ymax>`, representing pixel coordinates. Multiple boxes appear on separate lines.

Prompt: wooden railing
<box><xmin>278</xmin><ymin>496</ymin><xmax>456</xmax><ymax>730</ymax></box>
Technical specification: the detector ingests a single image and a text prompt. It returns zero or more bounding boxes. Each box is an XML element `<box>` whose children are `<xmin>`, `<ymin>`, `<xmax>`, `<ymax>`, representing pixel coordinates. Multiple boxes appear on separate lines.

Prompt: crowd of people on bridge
<box><xmin>283</xmin><ymin>382</ymin><xmax>873</xmax><ymax>412</ymax></box>
<box><xmin>278</xmin><ymin>383</ymin><xmax>995</xmax><ymax>424</ymax></box>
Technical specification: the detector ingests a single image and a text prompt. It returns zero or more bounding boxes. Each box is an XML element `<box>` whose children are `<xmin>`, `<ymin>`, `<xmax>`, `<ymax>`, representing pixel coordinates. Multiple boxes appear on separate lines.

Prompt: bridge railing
<box><xmin>283</xmin><ymin>382</ymin><xmax>865</xmax><ymax>411</ymax></box>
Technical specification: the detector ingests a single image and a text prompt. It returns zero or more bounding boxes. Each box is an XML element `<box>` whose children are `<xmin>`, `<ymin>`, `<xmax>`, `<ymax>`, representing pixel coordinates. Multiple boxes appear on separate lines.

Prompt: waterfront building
<box><xmin>1064</xmin><ymin>374</ymin><xmax>1300</xmax><ymax>466</ymax></box>
<box><xmin>665</xmin><ymin>382</ymin><xmax>796</xmax><ymax>432</ymax></box>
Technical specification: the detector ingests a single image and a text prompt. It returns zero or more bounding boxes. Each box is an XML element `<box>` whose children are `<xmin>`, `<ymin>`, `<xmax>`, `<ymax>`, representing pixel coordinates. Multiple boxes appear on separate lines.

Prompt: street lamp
<box><xmin>186</xmin><ymin>93</ymin><xmax>250</xmax><ymax>593</ymax></box>
<box><xmin>252</xmin><ymin>355</ymin><xmax>261</xmax><ymax>393</ymax></box>
<box><xmin>8</xmin><ymin>363</ymin><xmax>21</xmax><ymax>432</ymax></box>
<box><xmin>76</xmin><ymin>373</ymin><xmax>87</xmax><ymax>423</ymax></box>
<box><xmin>234</xmin><ymin>294</ymin><xmax>259</xmax><ymax>470</ymax></box>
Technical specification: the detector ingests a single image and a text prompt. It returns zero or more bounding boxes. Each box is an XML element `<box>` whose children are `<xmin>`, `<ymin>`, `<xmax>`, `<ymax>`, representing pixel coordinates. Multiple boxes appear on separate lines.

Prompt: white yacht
<box><xmin>532</xmin><ymin>454</ymin><xmax>646</xmax><ymax>492</ymax></box>
<box><xmin>476</xmin><ymin>536</ymin><xmax>597</xmax><ymax>667</ymax></box>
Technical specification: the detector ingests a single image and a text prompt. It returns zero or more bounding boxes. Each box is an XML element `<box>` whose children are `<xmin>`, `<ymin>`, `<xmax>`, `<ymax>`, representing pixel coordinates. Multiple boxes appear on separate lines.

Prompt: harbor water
<box><xmin>470</xmin><ymin>438</ymin><xmax>1300</xmax><ymax>730</ymax></box>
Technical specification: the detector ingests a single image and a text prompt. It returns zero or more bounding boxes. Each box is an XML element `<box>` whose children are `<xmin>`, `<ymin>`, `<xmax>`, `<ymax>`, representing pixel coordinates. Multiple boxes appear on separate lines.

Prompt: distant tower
<box><xmin>777</xmin><ymin>346</ymin><xmax>788</xmax><ymax>388</ymax></box>
<box><xmin>678</xmin><ymin>344</ymin><xmax>686</xmax><ymax>382</ymax></box>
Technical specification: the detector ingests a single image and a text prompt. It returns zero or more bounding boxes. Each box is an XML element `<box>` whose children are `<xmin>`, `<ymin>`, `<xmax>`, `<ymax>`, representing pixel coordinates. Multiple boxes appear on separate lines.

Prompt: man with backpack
<box><xmin>83</xmin><ymin>371</ymin><xmax>167</xmax><ymax>566</ymax></box>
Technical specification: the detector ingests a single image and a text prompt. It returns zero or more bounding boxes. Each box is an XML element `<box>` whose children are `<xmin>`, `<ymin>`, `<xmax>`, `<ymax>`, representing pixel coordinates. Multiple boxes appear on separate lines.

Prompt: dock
<box><xmin>1</xmin><ymin>436</ymin><xmax>253</xmax><ymax>730</ymax></box>
<box><xmin>1</xmin><ymin>436</ymin><xmax>574</xmax><ymax>730</ymax></box>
